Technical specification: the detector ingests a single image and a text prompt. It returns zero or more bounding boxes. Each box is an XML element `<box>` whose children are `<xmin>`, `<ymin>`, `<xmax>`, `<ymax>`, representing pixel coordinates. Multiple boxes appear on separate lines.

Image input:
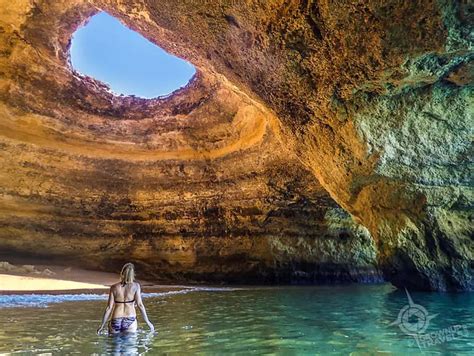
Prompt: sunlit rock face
<box><xmin>0</xmin><ymin>1</ymin><xmax>471</xmax><ymax>290</ymax></box>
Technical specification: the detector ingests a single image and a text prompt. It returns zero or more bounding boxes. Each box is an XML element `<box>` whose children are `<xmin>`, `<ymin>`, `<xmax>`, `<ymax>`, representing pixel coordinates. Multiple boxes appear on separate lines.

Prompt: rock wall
<box><xmin>0</xmin><ymin>0</ymin><xmax>380</xmax><ymax>284</ymax></box>
<box><xmin>0</xmin><ymin>0</ymin><xmax>472</xmax><ymax>290</ymax></box>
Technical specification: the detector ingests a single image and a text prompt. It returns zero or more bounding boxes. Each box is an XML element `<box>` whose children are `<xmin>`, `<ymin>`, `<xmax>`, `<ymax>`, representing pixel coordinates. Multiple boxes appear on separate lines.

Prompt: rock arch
<box><xmin>0</xmin><ymin>0</ymin><xmax>471</xmax><ymax>291</ymax></box>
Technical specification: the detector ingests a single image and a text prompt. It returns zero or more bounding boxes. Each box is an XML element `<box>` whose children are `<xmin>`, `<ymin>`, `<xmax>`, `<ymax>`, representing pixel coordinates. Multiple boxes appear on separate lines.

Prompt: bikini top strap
<box><xmin>115</xmin><ymin>299</ymin><xmax>135</xmax><ymax>304</ymax></box>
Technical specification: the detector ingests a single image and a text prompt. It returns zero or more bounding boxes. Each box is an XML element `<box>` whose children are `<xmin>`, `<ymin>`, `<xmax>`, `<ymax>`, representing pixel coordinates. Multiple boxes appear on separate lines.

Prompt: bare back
<box><xmin>97</xmin><ymin>271</ymin><xmax>154</xmax><ymax>333</ymax></box>
<box><xmin>111</xmin><ymin>282</ymin><xmax>139</xmax><ymax>318</ymax></box>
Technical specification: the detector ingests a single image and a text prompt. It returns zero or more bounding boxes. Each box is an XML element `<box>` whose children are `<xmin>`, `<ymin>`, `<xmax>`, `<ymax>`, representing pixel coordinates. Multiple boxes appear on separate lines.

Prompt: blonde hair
<box><xmin>120</xmin><ymin>263</ymin><xmax>135</xmax><ymax>285</ymax></box>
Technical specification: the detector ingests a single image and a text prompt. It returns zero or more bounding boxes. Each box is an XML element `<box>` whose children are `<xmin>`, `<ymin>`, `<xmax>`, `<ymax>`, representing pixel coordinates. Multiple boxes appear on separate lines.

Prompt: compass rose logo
<box><xmin>391</xmin><ymin>289</ymin><xmax>437</xmax><ymax>336</ymax></box>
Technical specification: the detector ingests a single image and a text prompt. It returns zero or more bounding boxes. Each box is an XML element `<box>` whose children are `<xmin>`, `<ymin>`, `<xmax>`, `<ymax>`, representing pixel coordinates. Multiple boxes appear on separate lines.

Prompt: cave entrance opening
<box><xmin>70</xmin><ymin>11</ymin><xmax>196</xmax><ymax>99</ymax></box>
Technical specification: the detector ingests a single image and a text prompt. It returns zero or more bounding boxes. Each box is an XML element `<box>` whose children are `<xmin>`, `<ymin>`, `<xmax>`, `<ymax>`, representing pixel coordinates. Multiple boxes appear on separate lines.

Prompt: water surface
<box><xmin>1</xmin><ymin>284</ymin><xmax>472</xmax><ymax>354</ymax></box>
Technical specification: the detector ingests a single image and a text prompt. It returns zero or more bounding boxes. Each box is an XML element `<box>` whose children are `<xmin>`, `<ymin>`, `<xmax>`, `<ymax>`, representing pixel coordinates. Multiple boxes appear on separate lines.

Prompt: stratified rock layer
<box><xmin>0</xmin><ymin>0</ymin><xmax>472</xmax><ymax>290</ymax></box>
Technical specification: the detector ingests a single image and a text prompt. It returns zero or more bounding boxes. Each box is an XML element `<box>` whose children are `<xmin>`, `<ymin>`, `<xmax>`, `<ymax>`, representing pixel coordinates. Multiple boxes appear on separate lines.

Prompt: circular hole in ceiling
<box><xmin>70</xmin><ymin>11</ymin><xmax>196</xmax><ymax>99</ymax></box>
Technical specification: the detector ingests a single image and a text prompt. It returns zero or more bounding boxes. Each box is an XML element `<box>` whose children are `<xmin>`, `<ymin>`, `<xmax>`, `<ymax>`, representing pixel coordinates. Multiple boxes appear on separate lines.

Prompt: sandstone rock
<box><xmin>0</xmin><ymin>261</ymin><xmax>15</xmax><ymax>272</ymax></box>
<box><xmin>41</xmin><ymin>268</ymin><xmax>56</xmax><ymax>277</ymax></box>
<box><xmin>0</xmin><ymin>0</ymin><xmax>471</xmax><ymax>290</ymax></box>
<box><xmin>22</xmin><ymin>265</ymin><xmax>37</xmax><ymax>273</ymax></box>
<box><xmin>0</xmin><ymin>261</ymin><xmax>38</xmax><ymax>274</ymax></box>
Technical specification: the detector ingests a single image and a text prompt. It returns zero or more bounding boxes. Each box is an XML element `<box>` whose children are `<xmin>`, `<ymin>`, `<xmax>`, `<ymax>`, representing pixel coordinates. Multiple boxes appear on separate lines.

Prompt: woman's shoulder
<box><xmin>110</xmin><ymin>282</ymin><xmax>121</xmax><ymax>290</ymax></box>
<box><xmin>109</xmin><ymin>281</ymin><xmax>139</xmax><ymax>290</ymax></box>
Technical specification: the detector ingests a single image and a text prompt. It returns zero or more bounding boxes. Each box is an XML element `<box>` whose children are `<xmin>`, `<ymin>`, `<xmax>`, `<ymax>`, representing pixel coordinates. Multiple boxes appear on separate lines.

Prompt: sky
<box><xmin>70</xmin><ymin>12</ymin><xmax>196</xmax><ymax>99</ymax></box>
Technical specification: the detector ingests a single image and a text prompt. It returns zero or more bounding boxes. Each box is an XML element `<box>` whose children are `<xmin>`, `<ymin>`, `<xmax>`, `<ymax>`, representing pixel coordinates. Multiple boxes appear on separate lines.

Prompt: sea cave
<box><xmin>0</xmin><ymin>0</ymin><xmax>472</xmax><ymax>353</ymax></box>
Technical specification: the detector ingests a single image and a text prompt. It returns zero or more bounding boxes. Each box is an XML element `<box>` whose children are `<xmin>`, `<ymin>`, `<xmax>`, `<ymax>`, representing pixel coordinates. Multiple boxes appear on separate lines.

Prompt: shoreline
<box><xmin>0</xmin><ymin>260</ymin><xmax>193</xmax><ymax>295</ymax></box>
<box><xmin>0</xmin><ymin>285</ymin><xmax>192</xmax><ymax>295</ymax></box>
<box><xmin>0</xmin><ymin>260</ymin><xmax>390</xmax><ymax>297</ymax></box>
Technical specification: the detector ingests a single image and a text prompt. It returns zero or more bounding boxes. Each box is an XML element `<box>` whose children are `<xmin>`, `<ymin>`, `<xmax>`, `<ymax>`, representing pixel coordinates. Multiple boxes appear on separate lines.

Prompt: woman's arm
<box><xmin>97</xmin><ymin>287</ymin><xmax>115</xmax><ymax>334</ymax></box>
<box><xmin>136</xmin><ymin>283</ymin><xmax>154</xmax><ymax>331</ymax></box>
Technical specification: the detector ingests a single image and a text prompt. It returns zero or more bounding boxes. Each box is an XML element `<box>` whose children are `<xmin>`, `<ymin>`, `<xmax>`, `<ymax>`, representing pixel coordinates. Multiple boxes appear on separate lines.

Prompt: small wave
<box><xmin>0</xmin><ymin>286</ymin><xmax>237</xmax><ymax>308</ymax></box>
<box><xmin>0</xmin><ymin>293</ymin><xmax>108</xmax><ymax>308</ymax></box>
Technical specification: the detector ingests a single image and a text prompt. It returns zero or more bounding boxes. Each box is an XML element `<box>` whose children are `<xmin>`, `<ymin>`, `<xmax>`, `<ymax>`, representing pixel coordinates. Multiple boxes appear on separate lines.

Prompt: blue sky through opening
<box><xmin>70</xmin><ymin>12</ymin><xmax>196</xmax><ymax>98</ymax></box>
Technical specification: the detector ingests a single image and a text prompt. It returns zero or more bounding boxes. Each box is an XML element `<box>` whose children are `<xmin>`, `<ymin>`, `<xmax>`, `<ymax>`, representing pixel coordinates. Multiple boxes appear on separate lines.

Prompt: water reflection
<box><xmin>100</xmin><ymin>331</ymin><xmax>154</xmax><ymax>355</ymax></box>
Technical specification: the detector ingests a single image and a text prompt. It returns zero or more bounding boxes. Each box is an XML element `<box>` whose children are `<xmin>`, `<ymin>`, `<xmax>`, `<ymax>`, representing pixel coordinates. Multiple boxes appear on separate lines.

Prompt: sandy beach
<box><xmin>0</xmin><ymin>260</ymin><xmax>186</xmax><ymax>294</ymax></box>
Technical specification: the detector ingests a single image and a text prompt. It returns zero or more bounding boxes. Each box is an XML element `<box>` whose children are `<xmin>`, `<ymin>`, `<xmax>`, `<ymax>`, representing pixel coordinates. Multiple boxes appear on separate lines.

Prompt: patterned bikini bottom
<box><xmin>110</xmin><ymin>317</ymin><xmax>137</xmax><ymax>332</ymax></box>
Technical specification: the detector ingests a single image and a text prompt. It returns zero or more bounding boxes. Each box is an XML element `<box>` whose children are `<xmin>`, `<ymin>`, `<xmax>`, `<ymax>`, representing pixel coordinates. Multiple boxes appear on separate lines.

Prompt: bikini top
<box><xmin>115</xmin><ymin>283</ymin><xmax>136</xmax><ymax>303</ymax></box>
<box><xmin>115</xmin><ymin>299</ymin><xmax>135</xmax><ymax>304</ymax></box>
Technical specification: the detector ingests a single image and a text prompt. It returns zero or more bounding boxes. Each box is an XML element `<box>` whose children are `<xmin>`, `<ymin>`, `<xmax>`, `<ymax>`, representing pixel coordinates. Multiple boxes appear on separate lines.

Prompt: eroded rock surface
<box><xmin>0</xmin><ymin>0</ymin><xmax>472</xmax><ymax>290</ymax></box>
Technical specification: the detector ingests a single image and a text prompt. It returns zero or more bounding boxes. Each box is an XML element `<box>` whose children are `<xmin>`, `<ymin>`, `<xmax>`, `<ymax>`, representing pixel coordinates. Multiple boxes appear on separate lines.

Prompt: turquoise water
<box><xmin>1</xmin><ymin>284</ymin><xmax>472</xmax><ymax>354</ymax></box>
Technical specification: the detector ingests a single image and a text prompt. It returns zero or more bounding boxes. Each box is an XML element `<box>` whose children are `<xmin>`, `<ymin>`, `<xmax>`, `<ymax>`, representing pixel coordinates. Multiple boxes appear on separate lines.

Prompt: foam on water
<box><xmin>0</xmin><ymin>287</ymin><xmax>236</xmax><ymax>308</ymax></box>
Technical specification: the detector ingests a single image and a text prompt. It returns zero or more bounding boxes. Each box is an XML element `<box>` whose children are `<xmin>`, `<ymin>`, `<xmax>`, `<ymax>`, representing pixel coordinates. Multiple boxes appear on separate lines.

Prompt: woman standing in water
<box><xmin>97</xmin><ymin>263</ymin><xmax>154</xmax><ymax>334</ymax></box>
